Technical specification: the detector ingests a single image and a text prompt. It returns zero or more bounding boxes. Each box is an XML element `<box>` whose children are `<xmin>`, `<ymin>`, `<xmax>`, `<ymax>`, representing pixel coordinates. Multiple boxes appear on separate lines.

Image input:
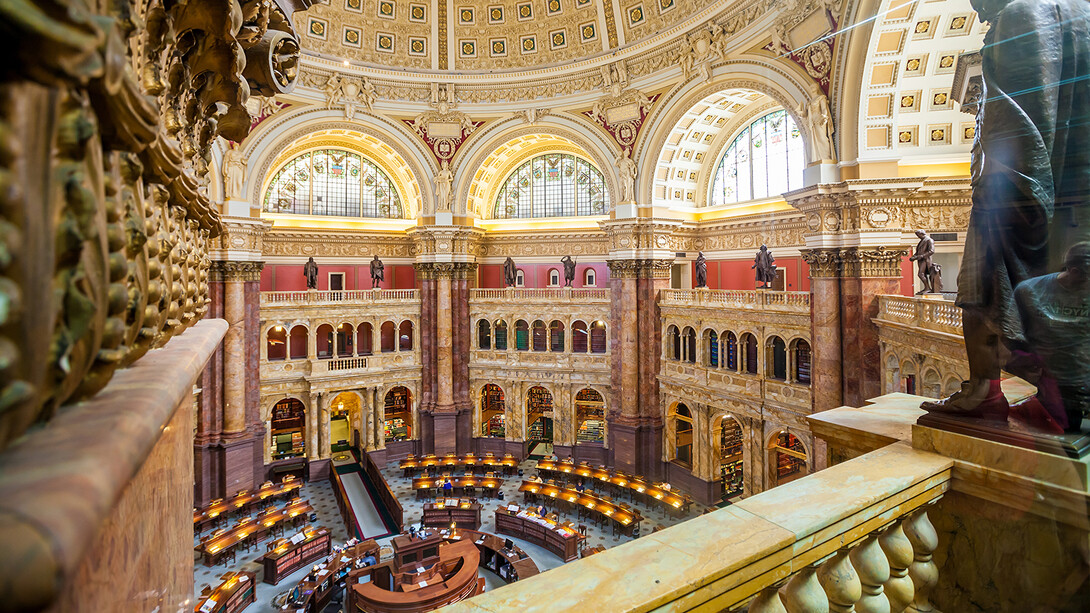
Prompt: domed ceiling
<box><xmin>298</xmin><ymin>0</ymin><xmax>729</xmax><ymax>73</ymax></box>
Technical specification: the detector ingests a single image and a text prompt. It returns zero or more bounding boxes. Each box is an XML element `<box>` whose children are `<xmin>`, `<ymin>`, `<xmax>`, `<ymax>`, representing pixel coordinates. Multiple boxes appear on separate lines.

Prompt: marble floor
<box><xmin>194</xmin><ymin>456</ymin><xmax>710</xmax><ymax>612</ymax></box>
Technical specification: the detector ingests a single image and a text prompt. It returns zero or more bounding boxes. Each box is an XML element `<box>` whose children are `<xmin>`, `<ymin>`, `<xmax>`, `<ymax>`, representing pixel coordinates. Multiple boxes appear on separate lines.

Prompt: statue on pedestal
<box><xmin>695</xmin><ymin>252</ymin><xmax>708</xmax><ymax>288</ymax></box>
<box><xmin>370</xmin><ymin>255</ymin><xmax>384</xmax><ymax>289</ymax></box>
<box><xmin>921</xmin><ymin>0</ymin><xmax>1090</xmax><ymax>433</ymax></box>
<box><xmin>616</xmin><ymin>148</ymin><xmax>637</xmax><ymax>203</ymax></box>
<box><xmin>304</xmin><ymin>257</ymin><xmax>319</xmax><ymax>290</ymax></box>
<box><xmin>435</xmin><ymin>160</ymin><xmax>453</xmax><ymax>211</ymax></box>
<box><xmin>503</xmin><ymin>257</ymin><xmax>517</xmax><ymax>287</ymax></box>
<box><xmin>910</xmin><ymin>230</ymin><xmax>941</xmax><ymax>294</ymax></box>
<box><xmin>561</xmin><ymin>256</ymin><xmax>576</xmax><ymax>287</ymax></box>
<box><xmin>753</xmin><ymin>246</ymin><xmax>777</xmax><ymax>289</ymax></box>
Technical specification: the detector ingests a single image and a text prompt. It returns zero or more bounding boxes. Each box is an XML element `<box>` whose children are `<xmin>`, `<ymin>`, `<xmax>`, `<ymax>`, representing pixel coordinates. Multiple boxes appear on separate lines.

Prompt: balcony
<box><xmin>876</xmin><ymin>295</ymin><xmax>962</xmax><ymax>336</ymax></box>
<box><xmin>261</xmin><ymin>289</ymin><xmax>419</xmax><ymax>307</ymax></box>
<box><xmin>469</xmin><ymin>287</ymin><xmax>610</xmax><ymax>303</ymax></box>
<box><xmin>659</xmin><ymin>289</ymin><xmax>810</xmax><ymax>312</ymax></box>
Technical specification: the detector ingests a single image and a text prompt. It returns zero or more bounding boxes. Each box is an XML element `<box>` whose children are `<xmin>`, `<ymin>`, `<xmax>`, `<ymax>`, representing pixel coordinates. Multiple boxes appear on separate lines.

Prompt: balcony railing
<box><xmin>470</xmin><ymin>287</ymin><xmax>610</xmax><ymax>302</ymax></box>
<box><xmin>261</xmin><ymin>289</ymin><xmax>419</xmax><ymax>306</ymax></box>
<box><xmin>877</xmin><ymin>295</ymin><xmax>962</xmax><ymax>335</ymax></box>
<box><xmin>659</xmin><ymin>289</ymin><xmax>810</xmax><ymax>311</ymax></box>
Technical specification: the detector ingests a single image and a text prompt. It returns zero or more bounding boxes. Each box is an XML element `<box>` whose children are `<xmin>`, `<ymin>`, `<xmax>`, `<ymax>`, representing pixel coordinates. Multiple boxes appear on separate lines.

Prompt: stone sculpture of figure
<box><xmin>616</xmin><ymin>148</ymin><xmax>637</xmax><ymax>203</ymax></box>
<box><xmin>921</xmin><ymin>0</ymin><xmax>1090</xmax><ymax>423</ymax></box>
<box><xmin>695</xmin><ymin>252</ymin><xmax>708</xmax><ymax>288</ymax></box>
<box><xmin>222</xmin><ymin>147</ymin><xmax>245</xmax><ymax>200</ymax></box>
<box><xmin>798</xmin><ymin>94</ymin><xmax>835</xmax><ymax>162</ymax></box>
<box><xmin>435</xmin><ymin>160</ymin><xmax>454</xmax><ymax>211</ymax></box>
<box><xmin>304</xmin><ymin>257</ymin><xmax>319</xmax><ymax>290</ymax></box>
<box><xmin>561</xmin><ymin>256</ymin><xmax>576</xmax><ymax>287</ymax></box>
<box><xmin>910</xmin><ymin>230</ymin><xmax>939</xmax><ymax>294</ymax></box>
<box><xmin>503</xmin><ymin>257</ymin><xmax>517</xmax><ymax>287</ymax></box>
<box><xmin>360</xmin><ymin>77</ymin><xmax>377</xmax><ymax>112</ymax></box>
<box><xmin>370</xmin><ymin>255</ymin><xmax>384</xmax><ymax>289</ymax></box>
<box><xmin>324</xmin><ymin>74</ymin><xmax>342</xmax><ymax>110</ymax></box>
<box><xmin>752</xmin><ymin>245</ymin><xmax>777</xmax><ymax>289</ymax></box>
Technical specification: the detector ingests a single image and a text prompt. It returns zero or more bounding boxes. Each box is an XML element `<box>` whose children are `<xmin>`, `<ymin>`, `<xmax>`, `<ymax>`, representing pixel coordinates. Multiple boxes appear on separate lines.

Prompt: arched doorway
<box><xmin>671</xmin><ymin>403</ymin><xmax>694</xmax><ymax>469</ymax></box>
<box><xmin>716</xmin><ymin>415</ymin><xmax>744</xmax><ymax>500</ymax></box>
<box><xmin>271</xmin><ymin>398</ymin><xmax>306</xmax><ymax>460</ymax></box>
<box><xmin>768</xmin><ymin>431</ymin><xmax>807</xmax><ymax>487</ymax></box>
<box><xmin>384</xmin><ymin>386</ymin><xmax>413</xmax><ymax>442</ymax></box>
<box><xmin>480</xmin><ymin>384</ymin><xmax>505</xmax><ymax>437</ymax></box>
<box><xmin>330</xmin><ymin>391</ymin><xmax>362</xmax><ymax>449</ymax></box>
<box><xmin>574</xmin><ymin>388</ymin><xmax>605</xmax><ymax>443</ymax></box>
<box><xmin>526</xmin><ymin>386</ymin><xmax>553</xmax><ymax>448</ymax></box>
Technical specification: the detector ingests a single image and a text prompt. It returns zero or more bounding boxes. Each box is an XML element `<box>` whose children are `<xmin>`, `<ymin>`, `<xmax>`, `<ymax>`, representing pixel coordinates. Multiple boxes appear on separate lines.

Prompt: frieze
<box><xmin>839</xmin><ymin>246</ymin><xmax>909</xmax><ymax>278</ymax></box>
<box><xmin>263</xmin><ymin>231</ymin><xmax>415</xmax><ymax>259</ymax></box>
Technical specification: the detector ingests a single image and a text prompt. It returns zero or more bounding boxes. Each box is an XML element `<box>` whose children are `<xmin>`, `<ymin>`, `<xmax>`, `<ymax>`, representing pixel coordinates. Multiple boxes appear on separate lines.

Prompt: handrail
<box><xmin>876</xmin><ymin>295</ymin><xmax>962</xmax><ymax>335</ymax></box>
<box><xmin>659</xmin><ymin>288</ymin><xmax>811</xmax><ymax>311</ymax></box>
<box><xmin>445</xmin><ymin>441</ymin><xmax>952</xmax><ymax>613</ymax></box>
<box><xmin>469</xmin><ymin>288</ymin><xmax>610</xmax><ymax>301</ymax></box>
<box><xmin>261</xmin><ymin>289</ymin><xmax>419</xmax><ymax>305</ymax></box>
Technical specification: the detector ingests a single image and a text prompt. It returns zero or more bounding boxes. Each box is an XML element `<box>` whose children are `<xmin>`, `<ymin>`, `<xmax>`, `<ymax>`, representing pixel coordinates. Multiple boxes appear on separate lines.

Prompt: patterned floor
<box><xmin>193</xmin><ymin>457</ymin><xmax>710</xmax><ymax>611</ymax></box>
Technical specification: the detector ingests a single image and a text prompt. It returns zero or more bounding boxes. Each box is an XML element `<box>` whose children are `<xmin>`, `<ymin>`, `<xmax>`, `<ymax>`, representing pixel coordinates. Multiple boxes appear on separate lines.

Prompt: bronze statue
<box><xmin>695</xmin><ymin>252</ymin><xmax>708</xmax><ymax>288</ymax></box>
<box><xmin>561</xmin><ymin>256</ymin><xmax>576</xmax><ymax>287</ymax></box>
<box><xmin>923</xmin><ymin>0</ymin><xmax>1090</xmax><ymax>425</ymax></box>
<box><xmin>304</xmin><ymin>257</ymin><xmax>319</xmax><ymax>290</ymax></box>
<box><xmin>370</xmin><ymin>255</ymin><xmax>384</xmax><ymax>289</ymax></box>
<box><xmin>753</xmin><ymin>246</ymin><xmax>776</xmax><ymax>289</ymax></box>
<box><xmin>910</xmin><ymin>230</ymin><xmax>940</xmax><ymax>294</ymax></box>
<box><xmin>503</xmin><ymin>257</ymin><xmax>517</xmax><ymax>287</ymax></box>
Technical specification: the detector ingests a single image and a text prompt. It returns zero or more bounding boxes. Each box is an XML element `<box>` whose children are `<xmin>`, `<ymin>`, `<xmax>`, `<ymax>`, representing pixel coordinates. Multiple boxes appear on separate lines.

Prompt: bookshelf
<box><xmin>384</xmin><ymin>387</ymin><xmax>412</xmax><ymax>441</ymax></box>
<box><xmin>480</xmin><ymin>384</ymin><xmax>506</xmax><ymax>437</ymax></box>
<box><xmin>719</xmin><ymin>419</ymin><xmax>743</xmax><ymax>499</ymax></box>
<box><xmin>774</xmin><ymin>433</ymin><xmax>806</xmax><ymax>482</ymax></box>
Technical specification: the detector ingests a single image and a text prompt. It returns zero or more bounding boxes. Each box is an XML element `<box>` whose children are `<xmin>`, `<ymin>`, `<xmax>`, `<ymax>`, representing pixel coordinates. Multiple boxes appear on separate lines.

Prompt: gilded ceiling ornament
<box><xmin>405</xmin><ymin>84</ymin><xmax>481</xmax><ymax>162</ymax></box>
<box><xmin>677</xmin><ymin>24</ymin><xmax>727</xmax><ymax>82</ymax></box>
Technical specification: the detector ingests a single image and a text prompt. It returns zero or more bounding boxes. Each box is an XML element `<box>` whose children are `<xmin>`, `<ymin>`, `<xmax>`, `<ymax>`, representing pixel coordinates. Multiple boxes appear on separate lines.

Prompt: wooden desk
<box><xmin>194</xmin><ymin>570</ymin><xmax>256</xmax><ymax>613</ymax></box>
<box><xmin>438</xmin><ymin>528</ymin><xmax>539</xmax><ymax>583</ymax></box>
<box><xmin>518</xmin><ymin>480</ymin><xmax>642</xmax><ymax>535</ymax></box>
<box><xmin>493</xmin><ymin>506</ymin><xmax>584</xmax><ymax>562</ymax></box>
<box><xmin>346</xmin><ymin>539</ymin><xmax>484</xmax><ymax>612</ymax></box>
<box><xmin>194</xmin><ymin>478</ymin><xmax>303</xmax><ymax>531</ymax></box>
<box><xmin>399</xmin><ymin>453</ymin><xmax>518</xmax><ymax>476</ymax></box>
<box><xmin>199</xmin><ymin>499</ymin><xmax>313</xmax><ymax>567</ymax></box>
<box><xmin>284</xmin><ymin>540</ymin><xmax>380</xmax><ymax>613</ymax></box>
<box><xmin>411</xmin><ymin>475</ymin><xmax>504</xmax><ymax>499</ymax></box>
<box><xmin>262</xmin><ymin>526</ymin><xmax>332</xmax><ymax>585</ymax></box>
<box><xmin>535</xmin><ymin>460</ymin><xmax>693</xmax><ymax>513</ymax></box>
<box><xmin>422</xmin><ymin>500</ymin><xmax>482</xmax><ymax>530</ymax></box>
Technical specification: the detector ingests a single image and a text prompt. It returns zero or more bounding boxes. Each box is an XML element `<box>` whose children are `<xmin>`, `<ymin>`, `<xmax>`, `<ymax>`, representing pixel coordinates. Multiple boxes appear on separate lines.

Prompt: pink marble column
<box><xmin>436</xmin><ymin>275</ymin><xmax>453</xmax><ymax>411</ymax></box>
<box><xmin>222</xmin><ymin>276</ymin><xmax>246</xmax><ymax>436</ymax></box>
<box><xmin>802</xmin><ymin>249</ymin><xmax>843</xmax><ymax>413</ymax></box>
<box><xmin>839</xmin><ymin>247</ymin><xmax>907</xmax><ymax>407</ymax></box>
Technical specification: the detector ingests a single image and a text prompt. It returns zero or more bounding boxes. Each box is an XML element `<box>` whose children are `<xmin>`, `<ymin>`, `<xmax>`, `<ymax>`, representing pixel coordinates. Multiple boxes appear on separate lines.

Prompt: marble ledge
<box><xmin>0</xmin><ymin>319</ymin><xmax>227</xmax><ymax>611</ymax></box>
<box><xmin>445</xmin><ymin>441</ymin><xmax>952</xmax><ymax>613</ymax></box>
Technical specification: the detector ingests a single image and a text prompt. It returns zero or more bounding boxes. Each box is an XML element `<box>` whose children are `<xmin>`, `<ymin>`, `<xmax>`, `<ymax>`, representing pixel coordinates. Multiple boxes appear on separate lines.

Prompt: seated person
<box><xmin>442</xmin><ymin>479</ymin><xmax>454</xmax><ymax>495</ymax></box>
<box><xmin>661</xmin><ymin>482</ymin><xmax>672</xmax><ymax>491</ymax></box>
<box><xmin>361</xmin><ymin>554</ymin><xmax>378</xmax><ymax>567</ymax></box>
<box><xmin>536</xmin><ymin>504</ymin><xmax>547</xmax><ymax>516</ymax></box>
<box><xmin>575</xmin><ymin>481</ymin><xmax>586</xmax><ymax>493</ymax></box>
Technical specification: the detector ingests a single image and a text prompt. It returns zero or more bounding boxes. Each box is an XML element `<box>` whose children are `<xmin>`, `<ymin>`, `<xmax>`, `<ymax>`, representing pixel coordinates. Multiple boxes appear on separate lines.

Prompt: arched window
<box><xmin>741</xmin><ymin>333</ymin><xmax>758</xmax><ymax>374</ymax></box>
<box><xmin>263</xmin><ymin>148</ymin><xmax>404</xmax><ymax>218</ymax></box>
<box><xmin>514</xmin><ymin>320</ymin><xmax>529</xmax><ymax>351</ymax></box>
<box><xmin>357</xmin><ymin>322</ymin><xmax>373</xmax><ymax>355</ymax></box>
<box><xmin>572</xmin><ymin>320</ymin><xmax>589</xmax><ymax>353</ymax></box>
<box><xmin>549</xmin><ymin>269</ymin><xmax>560</xmax><ymax>287</ymax></box>
<box><xmin>794</xmin><ymin>340</ymin><xmax>811</xmax><ymax>384</ymax></box>
<box><xmin>515</xmin><ymin>270</ymin><xmax>525</xmax><ymax>287</ymax></box>
<box><xmin>380</xmin><ymin>321</ymin><xmax>396</xmax><ymax>353</ymax></box>
<box><xmin>672</xmin><ymin>403</ymin><xmax>694</xmax><ymax>469</ymax></box>
<box><xmin>725</xmin><ymin>332</ymin><xmax>738</xmax><ymax>370</ymax></box>
<box><xmin>684</xmin><ymin>327</ymin><xmax>697</xmax><ymax>364</ymax></box>
<box><xmin>707</xmin><ymin>330</ymin><xmax>719</xmax><ymax>367</ymax></box>
<box><xmin>494</xmin><ymin>320</ymin><xmax>508</xmax><ymax>350</ymax></box>
<box><xmin>667</xmin><ymin>325</ymin><xmax>681</xmax><ymax>360</ymax></box>
<box><xmin>336</xmin><ymin>323</ymin><xmax>354</xmax><ymax>357</ymax></box>
<box><xmin>575</xmin><ymin>388</ymin><xmax>605</xmax><ymax>443</ymax></box>
<box><xmin>590</xmin><ymin>321</ymin><xmax>607</xmax><ymax>353</ymax></box>
<box><xmin>477</xmin><ymin>319</ymin><xmax>492</xmax><ymax>350</ymax></box>
<box><xmin>384</xmin><ymin>387</ymin><xmax>412</xmax><ymax>441</ymax></box>
<box><xmin>549</xmin><ymin>321</ymin><xmax>565</xmax><ymax>352</ymax></box>
<box><xmin>399</xmin><ymin>321</ymin><xmax>414</xmax><ymax>351</ymax></box>
<box><xmin>271</xmin><ymin>398</ymin><xmax>306</xmax><ymax>459</ymax></box>
<box><xmin>711</xmin><ymin>109</ymin><xmax>805</xmax><ymax>206</ymax></box>
<box><xmin>289</xmin><ymin>325</ymin><xmax>308</xmax><ymax>359</ymax></box>
<box><xmin>267</xmin><ymin>326</ymin><xmax>287</xmax><ymax>361</ymax></box>
<box><xmin>531</xmin><ymin>320</ymin><xmax>548</xmax><ymax>352</ymax></box>
<box><xmin>493</xmin><ymin>153</ymin><xmax>609</xmax><ymax>218</ymax></box>
<box><xmin>316</xmin><ymin>324</ymin><xmax>334</xmax><ymax>359</ymax></box>
<box><xmin>584</xmin><ymin>268</ymin><xmax>596</xmax><ymax>286</ymax></box>
<box><xmin>768</xmin><ymin>336</ymin><xmax>787</xmax><ymax>381</ymax></box>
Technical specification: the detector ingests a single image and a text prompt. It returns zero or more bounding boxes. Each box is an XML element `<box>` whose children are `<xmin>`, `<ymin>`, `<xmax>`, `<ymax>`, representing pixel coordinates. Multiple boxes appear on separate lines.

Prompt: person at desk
<box><xmin>442</xmin><ymin>478</ymin><xmax>454</xmax><ymax>496</ymax></box>
<box><xmin>575</xmin><ymin>481</ymin><xmax>585</xmax><ymax>493</ymax></box>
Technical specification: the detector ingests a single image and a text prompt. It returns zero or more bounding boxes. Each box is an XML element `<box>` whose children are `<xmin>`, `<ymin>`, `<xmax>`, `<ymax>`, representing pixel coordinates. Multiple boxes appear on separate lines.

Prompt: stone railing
<box><xmin>660</xmin><ymin>289</ymin><xmax>811</xmax><ymax>312</ymax></box>
<box><xmin>469</xmin><ymin>288</ymin><xmax>610</xmax><ymax>302</ymax></box>
<box><xmin>446</xmin><ymin>441</ymin><xmax>951</xmax><ymax>612</ymax></box>
<box><xmin>877</xmin><ymin>296</ymin><xmax>963</xmax><ymax>336</ymax></box>
<box><xmin>261</xmin><ymin>289</ymin><xmax>420</xmax><ymax>306</ymax></box>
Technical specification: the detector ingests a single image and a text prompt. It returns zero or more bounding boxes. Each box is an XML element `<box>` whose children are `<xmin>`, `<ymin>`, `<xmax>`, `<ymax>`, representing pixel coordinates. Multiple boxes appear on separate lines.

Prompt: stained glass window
<box><xmin>493</xmin><ymin>153</ymin><xmax>608</xmax><ymax>218</ymax></box>
<box><xmin>263</xmin><ymin>149</ymin><xmax>404</xmax><ymax>218</ymax></box>
<box><xmin>710</xmin><ymin>110</ymin><xmax>804</xmax><ymax>207</ymax></box>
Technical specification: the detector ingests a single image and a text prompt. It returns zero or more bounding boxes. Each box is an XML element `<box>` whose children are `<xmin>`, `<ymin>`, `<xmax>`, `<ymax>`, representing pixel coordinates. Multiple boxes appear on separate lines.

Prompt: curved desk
<box><xmin>346</xmin><ymin>539</ymin><xmax>483</xmax><ymax>613</ymax></box>
<box><xmin>400</xmin><ymin>453</ymin><xmax>518</xmax><ymax>477</ymax></box>
<box><xmin>517</xmin><ymin>481</ymin><xmax>642</xmax><ymax>536</ymax></box>
<box><xmin>412</xmin><ymin>475</ymin><xmax>504</xmax><ymax>499</ymax></box>
<box><xmin>535</xmin><ymin>460</ymin><xmax>693</xmax><ymax>514</ymax></box>
<box><xmin>494</xmin><ymin>505</ymin><xmax>584</xmax><ymax>562</ymax></box>
<box><xmin>284</xmin><ymin>540</ymin><xmax>380</xmax><ymax>613</ymax></box>
<box><xmin>438</xmin><ymin>528</ymin><xmax>540</xmax><ymax>582</ymax></box>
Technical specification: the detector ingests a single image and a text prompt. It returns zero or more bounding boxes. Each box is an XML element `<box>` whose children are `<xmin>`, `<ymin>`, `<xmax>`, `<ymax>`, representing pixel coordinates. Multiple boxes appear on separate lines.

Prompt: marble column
<box><xmin>802</xmin><ymin>249</ymin><xmax>843</xmax><ymax>413</ymax></box>
<box><xmin>436</xmin><ymin>274</ymin><xmax>454</xmax><ymax>411</ymax></box>
<box><xmin>840</xmin><ymin>247</ymin><xmax>907</xmax><ymax>407</ymax></box>
<box><xmin>364</xmin><ymin>386</ymin><xmax>376</xmax><ymax>451</ymax></box>
<box><xmin>307</xmin><ymin>393</ymin><xmax>319</xmax><ymax>461</ymax></box>
<box><xmin>222</xmin><ymin>273</ymin><xmax>246</xmax><ymax>436</ymax></box>
<box><xmin>319</xmin><ymin>406</ymin><xmax>331</xmax><ymax>459</ymax></box>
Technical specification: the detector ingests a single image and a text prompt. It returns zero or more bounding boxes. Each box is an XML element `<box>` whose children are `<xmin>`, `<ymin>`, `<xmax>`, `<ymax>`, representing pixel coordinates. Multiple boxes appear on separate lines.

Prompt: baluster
<box><xmin>818</xmin><ymin>548</ymin><xmax>861</xmax><ymax>612</ymax></box>
<box><xmin>849</xmin><ymin>533</ymin><xmax>891</xmax><ymax>613</ymax></box>
<box><xmin>880</xmin><ymin>520</ymin><xmax>915</xmax><ymax>613</ymax></box>
<box><xmin>903</xmin><ymin>505</ymin><xmax>939</xmax><ymax>613</ymax></box>
<box><xmin>749</xmin><ymin>582</ymin><xmax>789</xmax><ymax>613</ymax></box>
<box><xmin>783</xmin><ymin>565</ymin><xmax>829</xmax><ymax>613</ymax></box>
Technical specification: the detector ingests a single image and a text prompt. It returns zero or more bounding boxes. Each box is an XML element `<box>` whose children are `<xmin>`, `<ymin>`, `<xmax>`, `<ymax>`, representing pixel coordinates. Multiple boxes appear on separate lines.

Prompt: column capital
<box><xmin>414</xmin><ymin>261</ymin><xmax>478</xmax><ymax>280</ymax></box>
<box><xmin>801</xmin><ymin>248</ymin><xmax>842</xmax><ymax>279</ymax></box>
<box><xmin>206</xmin><ymin>216</ymin><xmax>272</xmax><ymax>262</ymax></box>
<box><xmin>210</xmin><ymin>260</ymin><xmax>264</xmax><ymax>282</ymax></box>
<box><xmin>606</xmin><ymin>259</ymin><xmax>673</xmax><ymax>279</ymax></box>
<box><xmin>408</xmin><ymin>225</ymin><xmax>485</xmax><ymax>264</ymax></box>
<box><xmin>839</xmin><ymin>246</ymin><xmax>908</xmax><ymax>278</ymax></box>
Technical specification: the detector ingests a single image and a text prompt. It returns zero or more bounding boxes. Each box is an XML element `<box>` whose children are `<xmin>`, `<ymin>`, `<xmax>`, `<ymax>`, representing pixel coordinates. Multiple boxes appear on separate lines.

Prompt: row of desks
<box><xmin>518</xmin><ymin>481</ymin><xmax>641</xmax><ymax>535</ymax></box>
<box><xmin>412</xmin><ymin>475</ymin><xmax>505</xmax><ymax>498</ymax></box>
<box><xmin>194</xmin><ymin>478</ymin><xmax>303</xmax><ymax>531</ymax></box>
<box><xmin>535</xmin><ymin>459</ymin><xmax>693</xmax><ymax>514</ymax></box>
<box><xmin>400</xmin><ymin>453</ymin><xmax>519</xmax><ymax>476</ymax></box>
<box><xmin>199</xmin><ymin>498</ymin><xmax>313</xmax><ymax>566</ymax></box>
